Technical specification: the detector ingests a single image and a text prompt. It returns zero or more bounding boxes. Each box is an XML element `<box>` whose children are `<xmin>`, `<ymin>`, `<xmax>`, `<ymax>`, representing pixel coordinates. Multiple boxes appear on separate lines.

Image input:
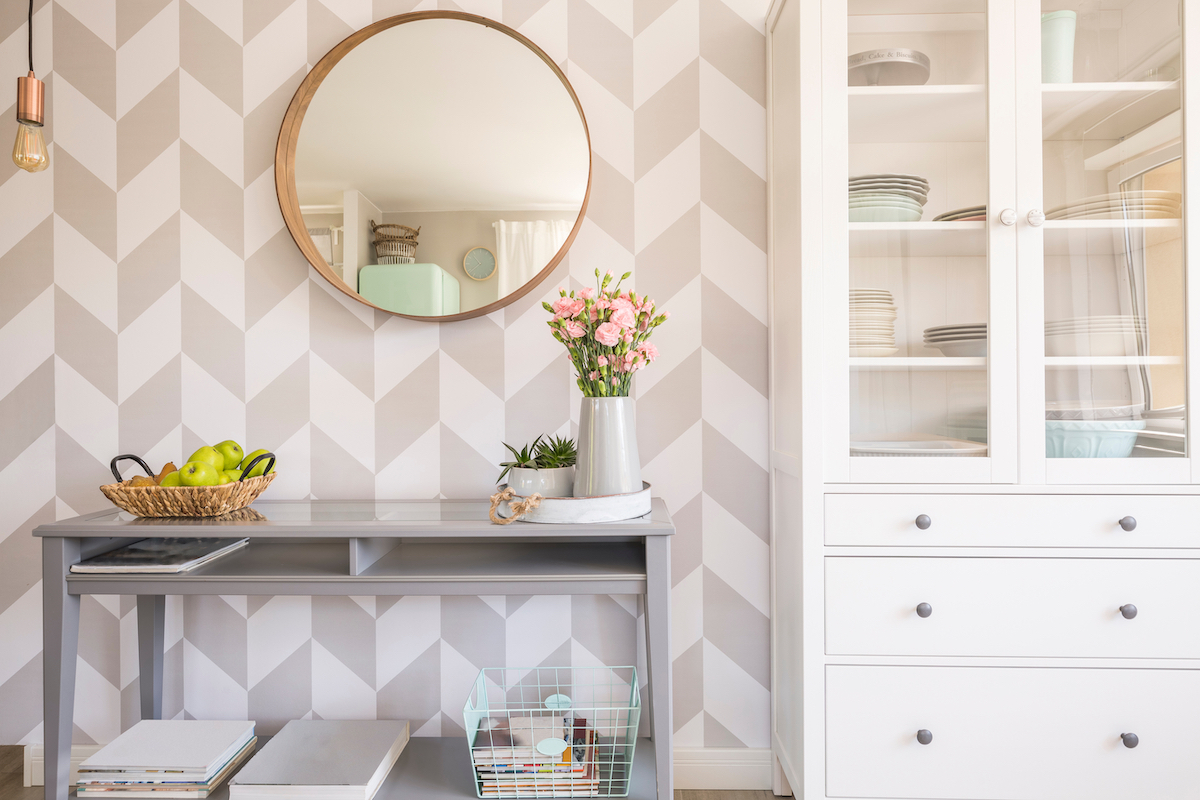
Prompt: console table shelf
<box><xmin>35</xmin><ymin>500</ymin><xmax>674</xmax><ymax>800</ymax></box>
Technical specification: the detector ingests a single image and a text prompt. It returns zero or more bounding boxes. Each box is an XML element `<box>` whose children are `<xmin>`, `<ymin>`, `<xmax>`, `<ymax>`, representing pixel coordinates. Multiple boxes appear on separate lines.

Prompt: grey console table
<box><xmin>34</xmin><ymin>499</ymin><xmax>674</xmax><ymax>800</ymax></box>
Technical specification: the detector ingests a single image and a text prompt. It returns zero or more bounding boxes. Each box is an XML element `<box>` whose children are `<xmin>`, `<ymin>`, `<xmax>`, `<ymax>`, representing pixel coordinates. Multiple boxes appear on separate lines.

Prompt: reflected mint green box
<box><xmin>358</xmin><ymin>263</ymin><xmax>461</xmax><ymax>316</ymax></box>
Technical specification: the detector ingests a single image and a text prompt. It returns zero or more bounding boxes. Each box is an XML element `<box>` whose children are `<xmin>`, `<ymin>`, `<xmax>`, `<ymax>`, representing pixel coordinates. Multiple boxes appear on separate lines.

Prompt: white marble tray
<box><xmin>496</xmin><ymin>482</ymin><xmax>652</xmax><ymax>524</ymax></box>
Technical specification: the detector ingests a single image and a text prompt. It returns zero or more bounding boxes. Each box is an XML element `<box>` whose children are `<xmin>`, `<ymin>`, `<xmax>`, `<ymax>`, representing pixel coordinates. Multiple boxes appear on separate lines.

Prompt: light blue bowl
<box><xmin>1045</xmin><ymin>420</ymin><xmax>1146</xmax><ymax>458</ymax></box>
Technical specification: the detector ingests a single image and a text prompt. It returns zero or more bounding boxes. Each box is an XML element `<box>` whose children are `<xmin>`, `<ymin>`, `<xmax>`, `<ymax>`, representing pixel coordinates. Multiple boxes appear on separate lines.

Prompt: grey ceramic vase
<box><xmin>574</xmin><ymin>397</ymin><xmax>642</xmax><ymax>496</ymax></box>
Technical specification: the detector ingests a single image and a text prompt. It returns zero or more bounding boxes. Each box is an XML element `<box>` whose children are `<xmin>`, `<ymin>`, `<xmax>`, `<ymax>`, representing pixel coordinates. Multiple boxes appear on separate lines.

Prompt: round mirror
<box><xmin>275</xmin><ymin>12</ymin><xmax>591</xmax><ymax>321</ymax></box>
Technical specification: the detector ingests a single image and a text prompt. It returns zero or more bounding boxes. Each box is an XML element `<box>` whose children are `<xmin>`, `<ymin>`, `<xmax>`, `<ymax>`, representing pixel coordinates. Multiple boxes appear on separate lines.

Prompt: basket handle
<box><xmin>110</xmin><ymin>454</ymin><xmax>154</xmax><ymax>482</ymax></box>
<box><xmin>240</xmin><ymin>452</ymin><xmax>276</xmax><ymax>481</ymax></box>
<box><xmin>369</xmin><ymin>219</ymin><xmax>380</xmax><ymax>232</ymax></box>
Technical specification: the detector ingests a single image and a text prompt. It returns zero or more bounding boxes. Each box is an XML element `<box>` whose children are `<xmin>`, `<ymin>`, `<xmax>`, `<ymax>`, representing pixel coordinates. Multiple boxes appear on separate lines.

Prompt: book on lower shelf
<box><xmin>472</xmin><ymin>717</ymin><xmax>600</xmax><ymax>797</ymax></box>
<box><xmin>76</xmin><ymin>719</ymin><xmax>256</xmax><ymax>798</ymax></box>
<box><xmin>228</xmin><ymin>719</ymin><xmax>409</xmax><ymax>800</ymax></box>
<box><xmin>70</xmin><ymin>538</ymin><xmax>250</xmax><ymax>574</ymax></box>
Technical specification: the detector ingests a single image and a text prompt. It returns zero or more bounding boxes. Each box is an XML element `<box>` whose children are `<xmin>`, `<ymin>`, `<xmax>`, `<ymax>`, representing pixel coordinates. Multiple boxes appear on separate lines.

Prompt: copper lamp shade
<box><xmin>16</xmin><ymin>71</ymin><xmax>44</xmax><ymax>126</ymax></box>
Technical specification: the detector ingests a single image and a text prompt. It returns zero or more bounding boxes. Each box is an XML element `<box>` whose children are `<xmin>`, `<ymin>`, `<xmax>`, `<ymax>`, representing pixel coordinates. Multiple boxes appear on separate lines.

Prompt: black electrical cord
<box><xmin>27</xmin><ymin>0</ymin><xmax>33</xmax><ymax>72</ymax></box>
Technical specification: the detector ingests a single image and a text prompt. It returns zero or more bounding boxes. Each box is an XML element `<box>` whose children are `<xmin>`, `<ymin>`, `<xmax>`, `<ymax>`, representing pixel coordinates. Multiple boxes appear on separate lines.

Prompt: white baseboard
<box><xmin>674</xmin><ymin>746</ymin><xmax>774</xmax><ymax>790</ymax></box>
<box><xmin>28</xmin><ymin>744</ymin><xmax>774</xmax><ymax>791</ymax></box>
<box><xmin>25</xmin><ymin>743</ymin><xmax>103</xmax><ymax>787</ymax></box>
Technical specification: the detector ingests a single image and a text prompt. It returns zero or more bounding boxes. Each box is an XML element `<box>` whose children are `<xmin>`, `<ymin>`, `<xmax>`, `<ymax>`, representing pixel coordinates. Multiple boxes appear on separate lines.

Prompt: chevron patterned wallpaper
<box><xmin>0</xmin><ymin>0</ymin><xmax>769</xmax><ymax>754</ymax></box>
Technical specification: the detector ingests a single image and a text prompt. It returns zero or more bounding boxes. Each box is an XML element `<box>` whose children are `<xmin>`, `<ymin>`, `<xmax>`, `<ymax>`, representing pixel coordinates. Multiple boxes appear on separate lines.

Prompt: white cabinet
<box><xmin>766</xmin><ymin>0</ymin><xmax>1200</xmax><ymax>796</ymax></box>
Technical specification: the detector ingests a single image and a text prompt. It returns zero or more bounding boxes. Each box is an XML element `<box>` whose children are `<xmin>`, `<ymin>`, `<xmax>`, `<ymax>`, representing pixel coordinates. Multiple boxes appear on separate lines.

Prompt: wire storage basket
<box><xmin>464</xmin><ymin>667</ymin><xmax>641</xmax><ymax>798</ymax></box>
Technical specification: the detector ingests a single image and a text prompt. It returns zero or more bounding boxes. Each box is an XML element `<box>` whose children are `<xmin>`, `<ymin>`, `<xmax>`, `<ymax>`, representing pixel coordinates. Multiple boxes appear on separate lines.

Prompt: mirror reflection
<box><xmin>292</xmin><ymin>16</ymin><xmax>590</xmax><ymax>318</ymax></box>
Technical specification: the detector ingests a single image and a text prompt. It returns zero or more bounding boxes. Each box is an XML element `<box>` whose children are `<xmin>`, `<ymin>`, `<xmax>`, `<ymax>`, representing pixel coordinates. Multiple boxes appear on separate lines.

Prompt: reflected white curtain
<box><xmin>494</xmin><ymin>219</ymin><xmax>572</xmax><ymax>296</ymax></box>
<box><xmin>307</xmin><ymin>227</ymin><xmax>334</xmax><ymax>265</ymax></box>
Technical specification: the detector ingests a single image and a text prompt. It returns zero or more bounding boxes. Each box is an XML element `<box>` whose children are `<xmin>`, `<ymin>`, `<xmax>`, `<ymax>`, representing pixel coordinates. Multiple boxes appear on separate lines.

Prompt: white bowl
<box><xmin>1045</xmin><ymin>420</ymin><xmax>1146</xmax><ymax>458</ymax></box>
<box><xmin>926</xmin><ymin>339</ymin><xmax>987</xmax><ymax>357</ymax></box>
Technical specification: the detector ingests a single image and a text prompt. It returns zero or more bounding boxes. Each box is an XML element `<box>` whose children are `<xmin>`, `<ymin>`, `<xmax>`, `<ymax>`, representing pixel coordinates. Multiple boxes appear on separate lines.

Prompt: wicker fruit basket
<box><xmin>100</xmin><ymin>454</ymin><xmax>277</xmax><ymax>518</ymax></box>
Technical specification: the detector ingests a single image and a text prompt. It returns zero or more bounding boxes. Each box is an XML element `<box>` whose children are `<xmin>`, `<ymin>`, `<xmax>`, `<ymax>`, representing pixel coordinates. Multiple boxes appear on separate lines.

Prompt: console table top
<box><xmin>34</xmin><ymin>498</ymin><xmax>674</xmax><ymax>538</ymax></box>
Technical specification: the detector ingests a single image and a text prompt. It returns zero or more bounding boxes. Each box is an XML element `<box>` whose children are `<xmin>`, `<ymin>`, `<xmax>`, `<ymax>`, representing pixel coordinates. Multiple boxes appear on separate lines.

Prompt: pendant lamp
<box><xmin>13</xmin><ymin>0</ymin><xmax>47</xmax><ymax>173</ymax></box>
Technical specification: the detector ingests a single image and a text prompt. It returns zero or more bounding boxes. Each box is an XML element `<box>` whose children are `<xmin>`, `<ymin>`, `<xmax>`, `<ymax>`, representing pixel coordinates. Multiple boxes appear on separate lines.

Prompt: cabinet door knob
<box><xmin>916</xmin><ymin>603</ymin><xmax>933</xmax><ymax>618</ymax></box>
<box><xmin>917</xmin><ymin>729</ymin><xmax>933</xmax><ymax>745</ymax></box>
<box><xmin>1121</xmin><ymin>733</ymin><xmax>1139</xmax><ymax>748</ymax></box>
<box><xmin>1119</xmin><ymin>516</ymin><xmax>1137</xmax><ymax>531</ymax></box>
<box><xmin>1027</xmin><ymin>209</ymin><xmax>1046</xmax><ymax>227</ymax></box>
<box><xmin>915</xmin><ymin>514</ymin><xmax>932</xmax><ymax>530</ymax></box>
<box><xmin>1120</xmin><ymin>604</ymin><xmax>1138</xmax><ymax>619</ymax></box>
<box><xmin>999</xmin><ymin>208</ymin><xmax>1016</xmax><ymax>226</ymax></box>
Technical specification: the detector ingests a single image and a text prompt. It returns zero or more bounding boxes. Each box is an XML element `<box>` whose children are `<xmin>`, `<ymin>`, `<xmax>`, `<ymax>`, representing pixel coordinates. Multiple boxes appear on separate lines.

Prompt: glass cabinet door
<box><xmin>832</xmin><ymin>0</ymin><xmax>1017</xmax><ymax>482</ymax></box>
<box><xmin>1022</xmin><ymin>0</ymin><xmax>1189</xmax><ymax>482</ymax></box>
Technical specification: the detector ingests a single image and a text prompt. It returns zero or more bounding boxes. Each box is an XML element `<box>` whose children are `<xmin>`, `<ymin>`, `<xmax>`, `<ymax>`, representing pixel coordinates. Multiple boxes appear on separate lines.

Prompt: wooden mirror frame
<box><xmin>274</xmin><ymin>11</ymin><xmax>592</xmax><ymax>323</ymax></box>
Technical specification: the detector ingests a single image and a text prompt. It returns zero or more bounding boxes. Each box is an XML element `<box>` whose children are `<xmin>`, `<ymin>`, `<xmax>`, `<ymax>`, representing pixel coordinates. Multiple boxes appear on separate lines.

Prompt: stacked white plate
<box><xmin>933</xmin><ymin>205</ymin><xmax>986</xmax><ymax>222</ymax></box>
<box><xmin>924</xmin><ymin>323</ymin><xmax>987</xmax><ymax>357</ymax></box>
<box><xmin>1045</xmin><ymin>316</ymin><xmax>1146</xmax><ymax>357</ymax></box>
<box><xmin>1045</xmin><ymin>191</ymin><xmax>1181</xmax><ymax>220</ymax></box>
<box><xmin>850</xmin><ymin>288</ymin><xmax>897</xmax><ymax>356</ymax></box>
<box><xmin>849</xmin><ymin>174</ymin><xmax>928</xmax><ymax>222</ymax></box>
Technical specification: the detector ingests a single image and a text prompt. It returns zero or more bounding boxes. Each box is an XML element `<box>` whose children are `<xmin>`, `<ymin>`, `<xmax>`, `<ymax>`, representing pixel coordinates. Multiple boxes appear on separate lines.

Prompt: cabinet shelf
<box><xmin>849</xmin><ymin>221</ymin><xmax>986</xmax><ymax>257</ymax></box>
<box><xmin>851</xmin><ymin>357</ymin><xmax>986</xmax><ymax>370</ymax></box>
<box><xmin>1045</xmin><ymin>356</ymin><xmax>1183</xmax><ymax>367</ymax></box>
<box><xmin>1043</xmin><ymin>81</ymin><xmax>1180</xmax><ymax>142</ymax></box>
<box><xmin>849</xmin><ymin>85</ymin><xmax>985</xmax><ymax>143</ymax></box>
<box><xmin>1043</xmin><ymin>219</ymin><xmax>1181</xmax><ymax>255</ymax></box>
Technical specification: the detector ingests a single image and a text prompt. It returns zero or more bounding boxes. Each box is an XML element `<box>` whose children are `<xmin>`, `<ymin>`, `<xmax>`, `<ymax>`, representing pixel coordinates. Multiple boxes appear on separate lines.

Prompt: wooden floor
<box><xmin>0</xmin><ymin>746</ymin><xmax>779</xmax><ymax>800</ymax></box>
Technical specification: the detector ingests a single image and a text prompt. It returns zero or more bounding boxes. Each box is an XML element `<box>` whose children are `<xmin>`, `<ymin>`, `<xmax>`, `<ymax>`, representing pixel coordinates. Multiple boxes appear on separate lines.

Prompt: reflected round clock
<box><xmin>464</xmin><ymin>247</ymin><xmax>497</xmax><ymax>281</ymax></box>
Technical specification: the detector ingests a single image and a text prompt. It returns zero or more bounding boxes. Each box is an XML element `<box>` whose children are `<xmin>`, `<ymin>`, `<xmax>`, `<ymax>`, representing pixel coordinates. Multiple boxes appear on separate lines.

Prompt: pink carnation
<box><xmin>552</xmin><ymin>297</ymin><xmax>577</xmax><ymax>318</ymax></box>
<box><xmin>611</xmin><ymin>377</ymin><xmax>619</xmax><ymax>386</ymax></box>
<box><xmin>610</xmin><ymin>306</ymin><xmax>636</xmax><ymax>329</ymax></box>
<box><xmin>595</xmin><ymin>321</ymin><xmax>621</xmax><ymax>347</ymax></box>
<box><xmin>597</xmin><ymin>355</ymin><xmax>608</xmax><ymax>366</ymax></box>
<box><xmin>637</xmin><ymin>342</ymin><xmax>659</xmax><ymax>361</ymax></box>
<box><xmin>622</xmin><ymin>332</ymin><xmax>634</xmax><ymax>343</ymax></box>
<box><xmin>580</xmin><ymin>287</ymin><xmax>595</xmax><ymax>299</ymax></box>
<box><xmin>589</xmin><ymin>371</ymin><xmax>599</xmax><ymax>380</ymax></box>
<box><xmin>611</xmin><ymin>296</ymin><xmax>635</xmax><ymax>313</ymax></box>
<box><xmin>563</xmin><ymin>319</ymin><xmax>586</xmax><ymax>338</ymax></box>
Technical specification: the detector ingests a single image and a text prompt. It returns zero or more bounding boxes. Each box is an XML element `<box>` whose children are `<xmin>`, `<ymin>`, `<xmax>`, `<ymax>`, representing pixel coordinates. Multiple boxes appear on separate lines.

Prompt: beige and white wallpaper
<box><xmin>0</xmin><ymin>0</ymin><xmax>769</xmax><ymax>752</ymax></box>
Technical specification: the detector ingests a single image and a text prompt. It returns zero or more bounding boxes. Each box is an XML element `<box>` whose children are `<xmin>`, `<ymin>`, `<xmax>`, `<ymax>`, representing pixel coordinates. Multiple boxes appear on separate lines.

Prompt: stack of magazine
<box><xmin>472</xmin><ymin>716</ymin><xmax>599</xmax><ymax>797</ymax></box>
<box><xmin>76</xmin><ymin>720</ymin><xmax>256</xmax><ymax>798</ymax></box>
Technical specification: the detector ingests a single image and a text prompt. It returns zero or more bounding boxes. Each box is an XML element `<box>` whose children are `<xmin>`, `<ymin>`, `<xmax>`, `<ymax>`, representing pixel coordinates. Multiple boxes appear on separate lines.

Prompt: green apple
<box><xmin>214</xmin><ymin>440</ymin><xmax>244</xmax><ymax>472</ymax></box>
<box><xmin>219</xmin><ymin>470</ymin><xmax>241</xmax><ymax>484</ymax></box>
<box><xmin>159</xmin><ymin>471</ymin><xmax>183</xmax><ymax>487</ymax></box>
<box><xmin>224</xmin><ymin>467</ymin><xmax>243</xmax><ymax>481</ymax></box>
<box><xmin>186</xmin><ymin>446</ymin><xmax>225</xmax><ymax>472</ymax></box>
<box><xmin>240</xmin><ymin>449</ymin><xmax>276</xmax><ymax>478</ymax></box>
<box><xmin>178</xmin><ymin>461</ymin><xmax>221</xmax><ymax>486</ymax></box>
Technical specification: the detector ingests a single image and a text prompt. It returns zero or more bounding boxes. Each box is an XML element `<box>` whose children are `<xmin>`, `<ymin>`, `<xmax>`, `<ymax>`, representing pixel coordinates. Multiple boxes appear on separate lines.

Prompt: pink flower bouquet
<box><xmin>543</xmin><ymin>269</ymin><xmax>669</xmax><ymax>397</ymax></box>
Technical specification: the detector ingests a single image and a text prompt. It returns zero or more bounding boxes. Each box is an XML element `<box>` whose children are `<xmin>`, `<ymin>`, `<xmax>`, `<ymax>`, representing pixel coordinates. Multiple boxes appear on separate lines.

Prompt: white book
<box><xmin>71</xmin><ymin>539</ymin><xmax>249</xmax><ymax>574</ymax></box>
<box><xmin>229</xmin><ymin>720</ymin><xmax>409</xmax><ymax>800</ymax></box>
<box><xmin>79</xmin><ymin>721</ymin><xmax>256</xmax><ymax>782</ymax></box>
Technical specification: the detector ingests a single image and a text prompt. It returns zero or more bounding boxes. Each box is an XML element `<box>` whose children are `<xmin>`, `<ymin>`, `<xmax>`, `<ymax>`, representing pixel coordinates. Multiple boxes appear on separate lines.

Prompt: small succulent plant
<box><xmin>498</xmin><ymin>436</ymin><xmax>544</xmax><ymax>483</ymax></box>
<box><xmin>497</xmin><ymin>435</ymin><xmax>578</xmax><ymax>482</ymax></box>
<box><xmin>535</xmin><ymin>435</ymin><xmax>577</xmax><ymax>469</ymax></box>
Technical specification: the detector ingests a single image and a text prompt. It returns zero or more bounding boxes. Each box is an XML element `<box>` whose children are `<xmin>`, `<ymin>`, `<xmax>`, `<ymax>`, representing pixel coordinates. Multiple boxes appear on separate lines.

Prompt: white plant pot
<box><xmin>506</xmin><ymin>466</ymin><xmax>575</xmax><ymax>498</ymax></box>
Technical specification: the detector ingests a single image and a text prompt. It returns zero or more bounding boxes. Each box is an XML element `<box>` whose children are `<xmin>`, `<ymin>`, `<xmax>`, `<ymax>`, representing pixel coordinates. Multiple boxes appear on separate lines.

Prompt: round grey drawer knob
<box><xmin>916</xmin><ymin>729</ymin><xmax>933</xmax><ymax>745</ymax></box>
<box><xmin>916</xmin><ymin>603</ymin><xmax>933</xmax><ymax>618</ymax></box>
<box><xmin>915</xmin><ymin>514</ymin><xmax>932</xmax><ymax>530</ymax></box>
<box><xmin>1119</xmin><ymin>516</ymin><xmax>1137</xmax><ymax>532</ymax></box>
<box><xmin>1121</xmin><ymin>732</ymin><xmax>1139</xmax><ymax>749</ymax></box>
<box><xmin>1120</xmin><ymin>604</ymin><xmax>1138</xmax><ymax>619</ymax></box>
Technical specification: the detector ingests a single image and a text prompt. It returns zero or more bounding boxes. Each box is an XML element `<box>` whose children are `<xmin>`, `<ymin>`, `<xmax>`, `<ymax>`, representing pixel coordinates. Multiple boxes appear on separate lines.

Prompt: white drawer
<box><xmin>826</xmin><ymin>665</ymin><xmax>1200</xmax><ymax>800</ymax></box>
<box><xmin>825</xmin><ymin>493</ymin><xmax>1200</xmax><ymax>547</ymax></box>
<box><xmin>826</xmin><ymin>557</ymin><xmax>1200</xmax><ymax>658</ymax></box>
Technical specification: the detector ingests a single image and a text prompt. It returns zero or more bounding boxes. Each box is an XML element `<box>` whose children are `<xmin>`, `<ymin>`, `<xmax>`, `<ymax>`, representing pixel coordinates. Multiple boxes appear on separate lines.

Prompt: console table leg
<box><xmin>137</xmin><ymin>595</ymin><xmax>165</xmax><ymax>720</ymax></box>
<box><xmin>644</xmin><ymin>536</ymin><xmax>673</xmax><ymax>800</ymax></box>
<box><xmin>43</xmin><ymin>537</ymin><xmax>80</xmax><ymax>800</ymax></box>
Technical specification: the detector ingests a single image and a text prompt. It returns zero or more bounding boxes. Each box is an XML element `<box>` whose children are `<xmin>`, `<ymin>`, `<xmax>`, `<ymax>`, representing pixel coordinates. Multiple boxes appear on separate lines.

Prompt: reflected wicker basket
<box><xmin>370</xmin><ymin>221</ymin><xmax>420</xmax><ymax>241</ymax></box>
<box><xmin>100</xmin><ymin>454</ymin><xmax>276</xmax><ymax>518</ymax></box>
